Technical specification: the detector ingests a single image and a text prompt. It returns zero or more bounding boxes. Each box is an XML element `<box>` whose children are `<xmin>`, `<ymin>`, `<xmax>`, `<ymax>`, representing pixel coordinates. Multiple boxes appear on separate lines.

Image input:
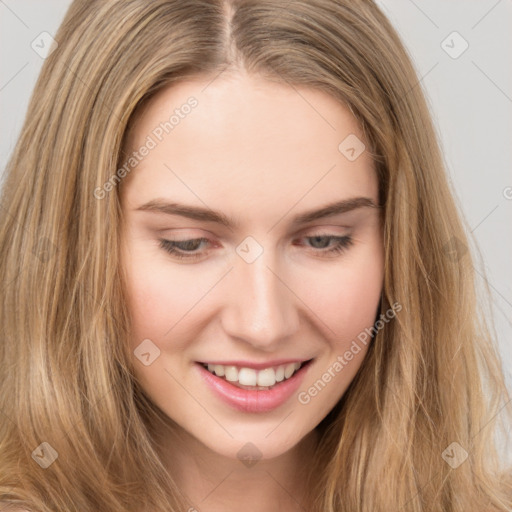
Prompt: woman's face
<box><xmin>120</xmin><ymin>73</ymin><xmax>384</xmax><ymax>461</ymax></box>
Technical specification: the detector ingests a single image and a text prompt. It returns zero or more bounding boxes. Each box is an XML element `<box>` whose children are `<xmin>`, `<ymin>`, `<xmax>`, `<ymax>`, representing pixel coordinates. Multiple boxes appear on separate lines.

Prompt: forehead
<box><xmin>120</xmin><ymin>74</ymin><xmax>378</xmax><ymax>224</ymax></box>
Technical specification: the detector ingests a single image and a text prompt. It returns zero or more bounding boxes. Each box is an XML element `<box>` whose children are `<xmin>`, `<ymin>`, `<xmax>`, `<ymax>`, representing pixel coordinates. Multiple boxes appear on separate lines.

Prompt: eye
<box><xmin>159</xmin><ymin>238</ymin><xmax>210</xmax><ymax>261</ymax></box>
<box><xmin>158</xmin><ymin>234</ymin><xmax>354</xmax><ymax>261</ymax></box>
<box><xmin>299</xmin><ymin>234</ymin><xmax>354</xmax><ymax>256</ymax></box>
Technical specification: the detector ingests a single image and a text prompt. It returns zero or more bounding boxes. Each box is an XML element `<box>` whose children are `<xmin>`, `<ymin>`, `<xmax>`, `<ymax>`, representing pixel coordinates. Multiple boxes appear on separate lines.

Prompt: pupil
<box><xmin>310</xmin><ymin>236</ymin><xmax>329</xmax><ymax>249</ymax></box>
<box><xmin>180</xmin><ymin>239</ymin><xmax>202</xmax><ymax>251</ymax></box>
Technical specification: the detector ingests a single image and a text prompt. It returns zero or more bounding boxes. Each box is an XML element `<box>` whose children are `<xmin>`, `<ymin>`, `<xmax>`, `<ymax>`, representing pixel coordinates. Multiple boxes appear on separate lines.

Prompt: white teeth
<box><xmin>284</xmin><ymin>363</ymin><xmax>296</xmax><ymax>379</ymax></box>
<box><xmin>224</xmin><ymin>365</ymin><xmax>238</xmax><ymax>382</ymax></box>
<box><xmin>238</xmin><ymin>368</ymin><xmax>257</xmax><ymax>386</ymax></box>
<box><xmin>257</xmin><ymin>368</ymin><xmax>276</xmax><ymax>387</ymax></box>
<box><xmin>203</xmin><ymin>361</ymin><xmax>306</xmax><ymax>387</ymax></box>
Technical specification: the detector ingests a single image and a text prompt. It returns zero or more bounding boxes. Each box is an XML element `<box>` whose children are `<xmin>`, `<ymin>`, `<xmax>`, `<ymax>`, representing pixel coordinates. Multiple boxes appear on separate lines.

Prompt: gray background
<box><xmin>1</xmin><ymin>1</ymin><xmax>511</xmax><ymax>444</ymax></box>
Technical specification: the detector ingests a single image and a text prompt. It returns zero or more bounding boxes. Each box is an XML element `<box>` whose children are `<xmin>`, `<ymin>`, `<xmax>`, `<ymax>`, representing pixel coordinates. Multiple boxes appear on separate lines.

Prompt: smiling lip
<box><xmin>196</xmin><ymin>359</ymin><xmax>312</xmax><ymax>413</ymax></box>
<box><xmin>197</xmin><ymin>359</ymin><xmax>307</xmax><ymax>370</ymax></box>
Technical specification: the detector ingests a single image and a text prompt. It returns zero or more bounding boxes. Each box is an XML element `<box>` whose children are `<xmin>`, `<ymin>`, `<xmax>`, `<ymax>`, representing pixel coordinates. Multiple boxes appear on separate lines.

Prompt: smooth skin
<box><xmin>120</xmin><ymin>71</ymin><xmax>384</xmax><ymax>512</ymax></box>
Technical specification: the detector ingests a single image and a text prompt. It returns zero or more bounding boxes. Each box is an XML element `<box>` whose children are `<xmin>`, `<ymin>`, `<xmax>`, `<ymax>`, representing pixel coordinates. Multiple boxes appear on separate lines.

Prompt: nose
<box><xmin>220</xmin><ymin>251</ymin><xmax>300</xmax><ymax>351</ymax></box>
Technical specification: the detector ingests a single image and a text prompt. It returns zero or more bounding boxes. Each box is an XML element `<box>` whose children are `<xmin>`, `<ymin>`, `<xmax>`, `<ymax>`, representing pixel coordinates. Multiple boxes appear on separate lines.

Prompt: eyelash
<box><xmin>158</xmin><ymin>234</ymin><xmax>354</xmax><ymax>261</ymax></box>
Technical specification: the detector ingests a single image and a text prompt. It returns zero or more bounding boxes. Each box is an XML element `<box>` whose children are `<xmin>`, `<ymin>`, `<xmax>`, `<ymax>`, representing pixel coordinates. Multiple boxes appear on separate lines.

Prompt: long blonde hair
<box><xmin>0</xmin><ymin>1</ymin><xmax>510</xmax><ymax>510</ymax></box>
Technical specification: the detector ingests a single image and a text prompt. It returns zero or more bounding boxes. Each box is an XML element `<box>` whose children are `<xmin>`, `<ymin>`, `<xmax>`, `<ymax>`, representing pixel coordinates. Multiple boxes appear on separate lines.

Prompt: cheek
<box><xmin>124</xmin><ymin>255</ymin><xmax>198</xmax><ymax>346</ymax></box>
<box><xmin>297</xmin><ymin>242</ymin><xmax>384</xmax><ymax>345</ymax></box>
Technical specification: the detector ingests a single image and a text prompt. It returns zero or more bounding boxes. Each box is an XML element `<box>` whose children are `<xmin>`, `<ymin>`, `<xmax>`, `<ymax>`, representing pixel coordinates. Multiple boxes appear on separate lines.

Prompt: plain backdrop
<box><xmin>1</xmin><ymin>0</ymin><xmax>511</xmax><ymax>449</ymax></box>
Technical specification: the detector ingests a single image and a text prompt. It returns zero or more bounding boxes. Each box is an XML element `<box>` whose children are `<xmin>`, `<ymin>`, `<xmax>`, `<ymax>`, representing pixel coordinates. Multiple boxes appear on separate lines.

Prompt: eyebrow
<box><xmin>135</xmin><ymin>196</ymin><xmax>380</xmax><ymax>229</ymax></box>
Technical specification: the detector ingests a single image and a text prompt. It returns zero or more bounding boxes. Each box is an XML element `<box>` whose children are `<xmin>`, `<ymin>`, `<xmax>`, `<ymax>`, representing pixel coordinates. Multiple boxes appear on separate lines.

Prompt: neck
<box><xmin>156</xmin><ymin>423</ymin><xmax>320</xmax><ymax>512</ymax></box>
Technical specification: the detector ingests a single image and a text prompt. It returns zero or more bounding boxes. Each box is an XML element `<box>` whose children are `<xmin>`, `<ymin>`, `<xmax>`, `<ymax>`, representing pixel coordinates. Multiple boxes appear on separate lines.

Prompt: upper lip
<box><xmin>197</xmin><ymin>358</ymin><xmax>312</xmax><ymax>370</ymax></box>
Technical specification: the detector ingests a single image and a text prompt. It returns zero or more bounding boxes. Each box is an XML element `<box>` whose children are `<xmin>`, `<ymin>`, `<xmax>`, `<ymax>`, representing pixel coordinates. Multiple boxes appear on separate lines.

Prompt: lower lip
<box><xmin>196</xmin><ymin>361</ymin><xmax>312</xmax><ymax>413</ymax></box>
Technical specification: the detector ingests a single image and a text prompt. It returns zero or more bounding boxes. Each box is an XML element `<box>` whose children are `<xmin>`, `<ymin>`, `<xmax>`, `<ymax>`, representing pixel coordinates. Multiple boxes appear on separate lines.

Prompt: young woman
<box><xmin>0</xmin><ymin>1</ymin><xmax>510</xmax><ymax>511</ymax></box>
